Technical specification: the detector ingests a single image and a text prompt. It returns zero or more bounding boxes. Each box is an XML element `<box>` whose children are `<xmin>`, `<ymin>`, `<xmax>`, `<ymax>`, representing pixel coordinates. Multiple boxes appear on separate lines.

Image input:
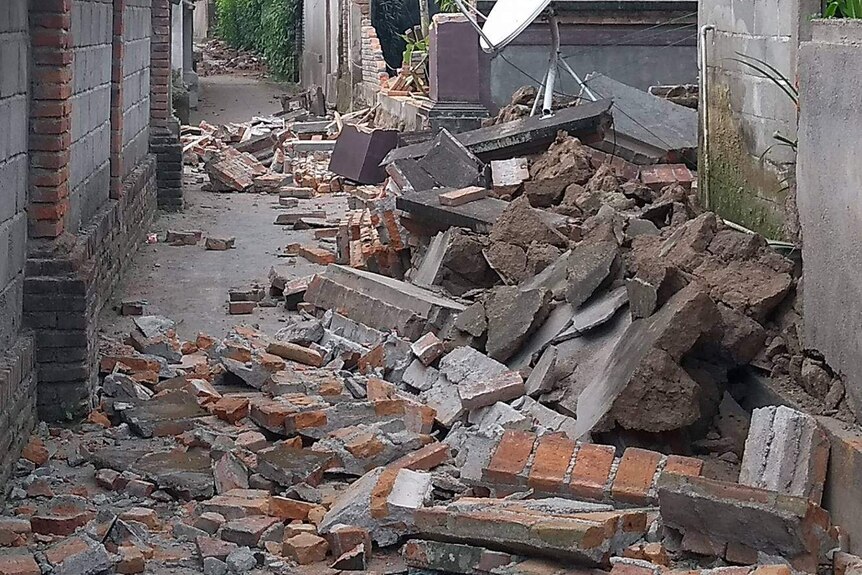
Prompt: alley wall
<box><xmin>0</xmin><ymin>0</ymin><xmax>37</xmax><ymax>493</ymax></box>
<box><xmin>70</xmin><ymin>0</ymin><xmax>114</xmax><ymax>231</ymax></box>
<box><xmin>699</xmin><ymin>0</ymin><xmax>818</xmax><ymax>241</ymax></box>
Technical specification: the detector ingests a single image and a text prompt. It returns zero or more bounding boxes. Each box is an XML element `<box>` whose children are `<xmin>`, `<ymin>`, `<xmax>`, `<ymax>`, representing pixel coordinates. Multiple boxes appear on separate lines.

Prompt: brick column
<box><xmin>29</xmin><ymin>0</ymin><xmax>74</xmax><ymax>239</ymax></box>
<box><xmin>110</xmin><ymin>0</ymin><xmax>126</xmax><ymax>199</ymax></box>
<box><xmin>149</xmin><ymin>0</ymin><xmax>183</xmax><ymax>210</ymax></box>
<box><xmin>150</xmin><ymin>0</ymin><xmax>171</xmax><ymax>128</ymax></box>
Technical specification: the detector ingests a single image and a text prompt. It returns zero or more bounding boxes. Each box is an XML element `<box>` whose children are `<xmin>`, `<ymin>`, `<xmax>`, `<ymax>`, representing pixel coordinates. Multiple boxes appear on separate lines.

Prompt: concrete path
<box><xmin>101</xmin><ymin>74</ymin><xmax>345</xmax><ymax>342</ymax></box>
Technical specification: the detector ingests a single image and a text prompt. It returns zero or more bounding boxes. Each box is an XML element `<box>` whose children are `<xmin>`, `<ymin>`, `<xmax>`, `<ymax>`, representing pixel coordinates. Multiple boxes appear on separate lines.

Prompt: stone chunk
<box><xmin>225</xmin><ymin>547</ymin><xmax>257</xmax><ymax>573</ymax></box>
<box><xmin>566</xmin><ymin>240</ymin><xmax>621</xmax><ymax>308</ymax></box>
<box><xmin>205</xmin><ymin>237</ymin><xmax>236</xmax><ymax>251</ymax></box>
<box><xmin>221</xmin><ymin>516</ymin><xmax>280</xmax><ymax>547</ymax></box>
<box><xmin>256</xmin><ymin>444</ymin><xmax>335</xmax><ymax>487</ymax></box>
<box><xmin>403</xmin><ymin>539</ymin><xmax>515</xmax><ymax>574</ymax></box>
<box><xmin>197</xmin><ymin>536</ymin><xmax>239</xmax><ymax>561</ymax></box>
<box><xmin>283</xmin><ymin>533</ymin><xmax>330</xmax><ymax>564</ymax></box>
<box><xmin>485</xmin><ymin>286</ymin><xmax>552</xmax><ymax>363</ymax></box>
<box><xmin>739</xmin><ymin>406</ymin><xmax>830</xmax><ymax>504</ymax></box>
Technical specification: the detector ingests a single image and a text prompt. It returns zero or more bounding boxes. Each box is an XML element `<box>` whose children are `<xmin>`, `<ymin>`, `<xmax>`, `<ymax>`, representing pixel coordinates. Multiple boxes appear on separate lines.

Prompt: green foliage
<box><xmin>826</xmin><ymin>0</ymin><xmax>862</xmax><ymax>18</ymax></box>
<box><xmin>437</xmin><ymin>0</ymin><xmax>460</xmax><ymax>12</ymax></box>
<box><xmin>215</xmin><ymin>0</ymin><xmax>301</xmax><ymax>80</ymax></box>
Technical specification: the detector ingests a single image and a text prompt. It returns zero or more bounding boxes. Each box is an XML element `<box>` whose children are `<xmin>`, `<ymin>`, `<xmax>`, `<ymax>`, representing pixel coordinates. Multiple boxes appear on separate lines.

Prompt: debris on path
<box><xmin>2</xmin><ymin>84</ymin><xmax>855</xmax><ymax>575</ymax></box>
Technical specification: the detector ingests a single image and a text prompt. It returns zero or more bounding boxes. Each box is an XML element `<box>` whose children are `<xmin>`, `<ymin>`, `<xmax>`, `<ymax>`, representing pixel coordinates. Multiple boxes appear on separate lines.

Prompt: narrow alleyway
<box><xmin>101</xmin><ymin>74</ymin><xmax>346</xmax><ymax>342</ymax></box>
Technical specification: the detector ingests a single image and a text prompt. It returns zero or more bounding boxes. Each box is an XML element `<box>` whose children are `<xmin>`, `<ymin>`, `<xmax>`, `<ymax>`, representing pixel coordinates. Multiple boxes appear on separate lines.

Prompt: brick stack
<box><xmin>28</xmin><ymin>0</ymin><xmax>74</xmax><ymax>239</ymax></box>
<box><xmin>477</xmin><ymin>430</ymin><xmax>704</xmax><ymax>507</ymax></box>
<box><xmin>149</xmin><ymin>0</ymin><xmax>183</xmax><ymax>210</ymax></box>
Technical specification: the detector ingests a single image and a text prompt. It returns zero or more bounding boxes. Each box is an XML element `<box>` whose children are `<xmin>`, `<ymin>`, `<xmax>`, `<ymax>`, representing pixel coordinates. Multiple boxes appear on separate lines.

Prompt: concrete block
<box><xmin>658</xmin><ymin>474</ymin><xmax>837</xmax><ymax>573</ymax></box>
<box><xmin>739</xmin><ymin>406</ymin><xmax>829</xmax><ymax>504</ymax></box>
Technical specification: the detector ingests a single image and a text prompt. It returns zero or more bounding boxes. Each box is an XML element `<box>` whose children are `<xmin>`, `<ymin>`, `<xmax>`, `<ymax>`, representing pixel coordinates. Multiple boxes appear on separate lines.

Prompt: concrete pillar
<box><xmin>172</xmin><ymin>2</ymin><xmax>183</xmax><ymax>73</ymax></box>
<box><xmin>427</xmin><ymin>13</ymin><xmax>488</xmax><ymax>133</ymax></box>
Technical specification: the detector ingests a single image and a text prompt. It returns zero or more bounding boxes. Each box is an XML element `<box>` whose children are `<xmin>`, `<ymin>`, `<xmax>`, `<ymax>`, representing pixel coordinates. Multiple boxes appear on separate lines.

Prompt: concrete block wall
<box><xmin>122</xmin><ymin>0</ymin><xmax>152</xmax><ymax>180</ymax></box>
<box><xmin>798</xmin><ymin>19</ymin><xmax>862</xmax><ymax>427</ymax></box>
<box><xmin>69</xmin><ymin>0</ymin><xmax>114</xmax><ymax>230</ymax></box>
<box><xmin>0</xmin><ymin>0</ymin><xmax>37</xmax><ymax>492</ymax></box>
<box><xmin>699</xmin><ymin>0</ymin><xmax>818</xmax><ymax>241</ymax></box>
<box><xmin>0</xmin><ymin>0</ymin><xmax>30</xmax><ymax>350</ymax></box>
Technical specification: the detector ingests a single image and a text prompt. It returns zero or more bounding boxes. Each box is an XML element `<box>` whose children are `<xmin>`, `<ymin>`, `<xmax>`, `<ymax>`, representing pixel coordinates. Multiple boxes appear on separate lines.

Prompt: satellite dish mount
<box><xmin>452</xmin><ymin>0</ymin><xmax>597</xmax><ymax>117</ymax></box>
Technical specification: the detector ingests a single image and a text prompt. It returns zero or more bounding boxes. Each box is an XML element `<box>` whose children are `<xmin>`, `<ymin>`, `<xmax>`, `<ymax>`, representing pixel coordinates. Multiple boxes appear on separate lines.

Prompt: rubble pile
<box><xmin>1</xmin><ymin>87</ymin><xmax>856</xmax><ymax>575</ymax></box>
<box><xmin>198</xmin><ymin>39</ymin><xmax>267</xmax><ymax>77</ymax></box>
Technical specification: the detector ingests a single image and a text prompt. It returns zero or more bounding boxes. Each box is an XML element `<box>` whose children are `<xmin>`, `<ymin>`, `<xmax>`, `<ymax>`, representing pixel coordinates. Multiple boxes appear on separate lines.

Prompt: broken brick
<box><xmin>283</xmin><ymin>532</ymin><xmax>330</xmax><ymax>564</ymax></box>
<box><xmin>0</xmin><ymin>554</ymin><xmax>40</xmax><ymax>575</ymax></box>
<box><xmin>439</xmin><ymin>186</ymin><xmax>488</xmax><ymax>207</ymax></box>
<box><xmin>212</xmin><ymin>396</ymin><xmax>249</xmax><ymax>423</ymax></box>
<box><xmin>220</xmin><ymin>516</ymin><xmax>280</xmax><ymax>547</ymax></box>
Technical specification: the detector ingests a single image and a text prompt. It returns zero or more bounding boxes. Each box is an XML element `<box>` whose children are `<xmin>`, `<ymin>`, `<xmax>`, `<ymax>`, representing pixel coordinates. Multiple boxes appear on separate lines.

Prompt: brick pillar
<box><xmin>150</xmin><ymin>0</ymin><xmax>170</xmax><ymax>128</ymax></box>
<box><xmin>29</xmin><ymin>0</ymin><xmax>74</xmax><ymax>239</ymax></box>
<box><xmin>149</xmin><ymin>0</ymin><xmax>183</xmax><ymax>211</ymax></box>
<box><xmin>110</xmin><ymin>0</ymin><xmax>126</xmax><ymax>199</ymax></box>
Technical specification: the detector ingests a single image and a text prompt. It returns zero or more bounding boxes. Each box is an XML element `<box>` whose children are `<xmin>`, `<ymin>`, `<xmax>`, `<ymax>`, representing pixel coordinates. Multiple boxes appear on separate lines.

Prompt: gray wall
<box><xmin>797</xmin><ymin>19</ymin><xmax>862</xmax><ymax>423</ymax></box>
<box><xmin>70</xmin><ymin>0</ymin><xmax>113</xmax><ymax>230</ymax></box>
<box><xmin>699</xmin><ymin>0</ymin><xmax>818</xmax><ymax>240</ymax></box>
<box><xmin>0</xmin><ymin>0</ymin><xmax>29</xmax><ymax>350</ymax></box>
<box><xmin>123</xmin><ymin>0</ymin><xmax>152</xmax><ymax>179</ymax></box>
<box><xmin>491</xmin><ymin>25</ymin><xmax>697</xmax><ymax>108</ymax></box>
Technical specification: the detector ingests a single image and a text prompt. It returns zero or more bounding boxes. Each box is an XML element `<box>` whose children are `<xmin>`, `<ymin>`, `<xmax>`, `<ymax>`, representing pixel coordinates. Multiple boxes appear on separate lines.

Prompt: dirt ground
<box><xmin>100</xmin><ymin>74</ymin><xmax>346</xmax><ymax>343</ymax></box>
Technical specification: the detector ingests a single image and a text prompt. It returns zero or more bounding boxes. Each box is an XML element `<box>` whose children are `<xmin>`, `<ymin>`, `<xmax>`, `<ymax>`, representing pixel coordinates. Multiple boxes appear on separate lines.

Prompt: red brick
<box><xmin>32</xmin><ymin>82</ymin><xmax>72</xmax><ymax>100</ymax></box>
<box><xmin>31</xmin><ymin>29</ymin><xmax>70</xmax><ymax>48</ymax></box>
<box><xmin>483</xmin><ymin>431</ymin><xmax>535</xmax><ymax>485</ymax></box>
<box><xmin>528</xmin><ymin>434</ymin><xmax>576</xmax><ymax>493</ymax></box>
<box><xmin>663</xmin><ymin>455</ymin><xmax>704</xmax><ymax>478</ymax></box>
<box><xmin>568</xmin><ymin>443</ymin><xmax>615</xmax><ymax>501</ymax></box>
<box><xmin>612</xmin><ymin>448</ymin><xmax>663</xmax><ymax>505</ymax></box>
<box><xmin>325</xmin><ymin>525</ymin><xmax>372</xmax><ymax>558</ymax></box>
<box><xmin>0</xmin><ymin>554</ymin><xmax>40</xmax><ymax>575</ymax></box>
<box><xmin>297</xmin><ymin>246</ymin><xmax>336</xmax><ymax>265</ymax></box>
<box><xmin>390</xmin><ymin>442</ymin><xmax>449</xmax><ymax>472</ymax></box>
<box><xmin>21</xmin><ymin>437</ymin><xmax>49</xmax><ymax>466</ymax></box>
<box><xmin>213</xmin><ymin>396</ymin><xmax>249</xmax><ymax>423</ymax></box>
<box><xmin>30</xmin><ymin>203</ymin><xmax>68</xmax><ymax>222</ymax></box>
<box><xmin>229</xmin><ymin>301</ymin><xmax>256</xmax><ymax>315</ymax></box>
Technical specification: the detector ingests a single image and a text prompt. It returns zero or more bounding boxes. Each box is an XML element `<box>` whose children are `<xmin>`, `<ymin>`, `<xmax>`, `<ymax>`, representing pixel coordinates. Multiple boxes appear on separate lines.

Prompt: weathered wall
<box><xmin>69</xmin><ymin>0</ymin><xmax>114</xmax><ymax>231</ymax></box>
<box><xmin>491</xmin><ymin>23</ymin><xmax>697</xmax><ymax>108</ymax></box>
<box><xmin>699</xmin><ymin>0</ymin><xmax>818</xmax><ymax>241</ymax></box>
<box><xmin>122</xmin><ymin>0</ymin><xmax>152</xmax><ymax>180</ymax></box>
<box><xmin>798</xmin><ymin>19</ymin><xmax>862</xmax><ymax>423</ymax></box>
<box><xmin>0</xmin><ymin>0</ymin><xmax>37</xmax><ymax>491</ymax></box>
<box><xmin>23</xmin><ymin>0</ymin><xmax>162</xmax><ymax>421</ymax></box>
<box><xmin>0</xmin><ymin>0</ymin><xmax>29</xmax><ymax>349</ymax></box>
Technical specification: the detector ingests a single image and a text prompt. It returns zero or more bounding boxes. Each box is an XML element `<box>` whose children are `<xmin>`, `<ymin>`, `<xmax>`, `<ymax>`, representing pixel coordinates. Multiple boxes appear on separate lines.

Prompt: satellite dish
<box><xmin>451</xmin><ymin>0</ymin><xmax>596</xmax><ymax>116</ymax></box>
<box><xmin>479</xmin><ymin>0</ymin><xmax>552</xmax><ymax>53</ymax></box>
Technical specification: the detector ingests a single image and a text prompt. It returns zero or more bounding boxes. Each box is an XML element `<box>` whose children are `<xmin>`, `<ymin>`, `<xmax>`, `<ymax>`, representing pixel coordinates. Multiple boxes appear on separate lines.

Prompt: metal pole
<box><xmin>699</xmin><ymin>25</ymin><xmax>715</xmax><ymax>210</ymax></box>
<box><xmin>419</xmin><ymin>0</ymin><xmax>430</xmax><ymax>38</ymax></box>
<box><xmin>542</xmin><ymin>10</ymin><xmax>560</xmax><ymax>116</ymax></box>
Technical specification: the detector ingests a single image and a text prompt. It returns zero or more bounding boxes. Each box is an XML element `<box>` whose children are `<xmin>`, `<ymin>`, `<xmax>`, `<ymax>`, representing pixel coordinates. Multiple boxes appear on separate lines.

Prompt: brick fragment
<box><xmin>664</xmin><ymin>455</ymin><xmax>704</xmax><ymax>478</ymax></box>
<box><xmin>117</xmin><ymin>545</ymin><xmax>146</xmax><ymax>574</ymax></box>
<box><xmin>283</xmin><ymin>532</ymin><xmax>330</xmax><ymax>564</ymax></box>
<box><xmin>297</xmin><ymin>246</ymin><xmax>336</xmax><ymax>265</ymax></box>
<box><xmin>229</xmin><ymin>301</ymin><xmax>256</xmax><ymax>315</ymax></box>
<box><xmin>212</xmin><ymin>396</ymin><xmax>249</xmax><ymax>423</ymax></box>
<box><xmin>266</xmin><ymin>342</ymin><xmax>325</xmax><ymax>367</ymax></box>
<box><xmin>0</xmin><ymin>554</ymin><xmax>41</xmax><ymax>575</ymax></box>
<box><xmin>21</xmin><ymin>437</ymin><xmax>49</xmax><ymax>466</ymax></box>
<box><xmin>205</xmin><ymin>237</ymin><xmax>236</xmax><ymax>251</ymax></box>
<box><xmin>119</xmin><ymin>507</ymin><xmax>160</xmax><ymax>530</ymax></box>
<box><xmin>324</xmin><ymin>525</ymin><xmax>372</xmax><ymax>558</ymax></box>
<box><xmin>221</xmin><ymin>516</ymin><xmax>280</xmax><ymax>547</ymax></box>
<box><xmin>459</xmin><ymin>370</ymin><xmax>525</xmax><ymax>410</ymax></box>
<box><xmin>411</xmin><ymin>333</ymin><xmax>445</xmax><ymax>366</ymax></box>
<box><xmin>439</xmin><ymin>186</ymin><xmax>488</xmax><ymax>207</ymax></box>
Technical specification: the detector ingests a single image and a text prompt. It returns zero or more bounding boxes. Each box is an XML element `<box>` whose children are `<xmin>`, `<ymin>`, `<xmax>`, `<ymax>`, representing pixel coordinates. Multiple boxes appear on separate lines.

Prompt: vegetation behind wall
<box><xmin>215</xmin><ymin>0</ymin><xmax>302</xmax><ymax>80</ymax></box>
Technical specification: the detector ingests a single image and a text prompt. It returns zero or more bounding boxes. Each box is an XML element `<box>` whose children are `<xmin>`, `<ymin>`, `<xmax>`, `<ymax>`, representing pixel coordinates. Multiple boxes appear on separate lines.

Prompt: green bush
<box><xmin>215</xmin><ymin>0</ymin><xmax>301</xmax><ymax>80</ymax></box>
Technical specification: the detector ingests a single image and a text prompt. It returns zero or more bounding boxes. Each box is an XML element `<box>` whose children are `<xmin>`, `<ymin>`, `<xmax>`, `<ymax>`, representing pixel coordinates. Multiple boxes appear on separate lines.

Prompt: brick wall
<box><xmin>0</xmin><ymin>0</ymin><xmax>37</xmax><ymax>494</ymax></box>
<box><xmin>149</xmin><ymin>0</ymin><xmax>183</xmax><ymax>210</ymax></box>
<box><xmin>23</xmin><ymin>0</ymin><xmax>163</xmax><ymax>422</ymax></box>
